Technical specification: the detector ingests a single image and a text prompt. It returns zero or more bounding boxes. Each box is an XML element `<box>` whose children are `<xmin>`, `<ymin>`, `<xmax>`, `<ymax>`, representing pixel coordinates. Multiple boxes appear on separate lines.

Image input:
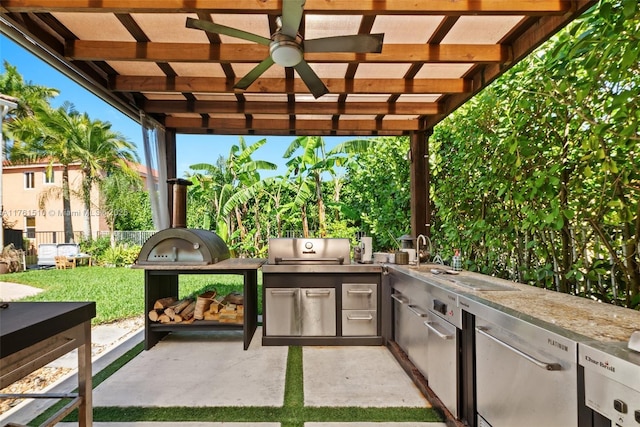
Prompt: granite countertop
<box><xmin>393</xmin><ymin>264</ymin><xmax>640</xmax><ymax>343</ymax></box>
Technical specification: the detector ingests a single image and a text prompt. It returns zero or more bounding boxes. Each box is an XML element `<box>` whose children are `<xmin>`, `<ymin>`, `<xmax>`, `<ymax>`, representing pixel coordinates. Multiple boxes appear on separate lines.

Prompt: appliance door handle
<box><xmin>305</xmin><ymin>290</ymin><xmax>332</xmax><ymax>297</ymax></box>
<box><xmin>275</xmin><ymin>257</ymin><xmax>344</xmax><ymax>264</ymax></box>
<box><xmin>476</xmin><ymin>327</ymin><xmax>563</xmax><ymax>371</ymax></box>
<box><xmin>347</xmin><ymin>314</ymin><xmax>374</xmax><ymax>321</ymax></box>
<box><xmin>391</xmin><ymin>294</ymin><xmax>409</xmax><ymax>305</ymax></box>
<box><xmin>270</xmin><ymin>290</ymin><xmax>297</xmax><ymax>296</ymax></box>
<box><xmin>407</xmin><ymin>304</ymin><xmax>429</xmax><ymax>318</ymax></box>
<box><xmin>425</xmin><ymin>320</ymin><xmax>453</xmax><ymax>340</ymax></box>
<box><xmin>347</xmin><ymin>289</ymin><xmax>373</xmax><ymax>295</ymax></box>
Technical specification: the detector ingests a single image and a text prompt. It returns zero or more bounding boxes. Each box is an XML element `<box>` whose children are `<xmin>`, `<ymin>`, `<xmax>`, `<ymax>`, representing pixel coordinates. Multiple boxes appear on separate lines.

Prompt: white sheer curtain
<box><xmin>141</xmin><ymin>112</ymin><xmax>170</xmax><ymax>230</ymax></box>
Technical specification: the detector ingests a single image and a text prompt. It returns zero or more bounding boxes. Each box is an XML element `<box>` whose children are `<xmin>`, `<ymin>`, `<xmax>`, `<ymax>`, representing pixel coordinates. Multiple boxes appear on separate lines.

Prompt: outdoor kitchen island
<box><xmin>262</xmin><ymin>238</ymin><xmax>384</xmax><ymax>346</ymax></box>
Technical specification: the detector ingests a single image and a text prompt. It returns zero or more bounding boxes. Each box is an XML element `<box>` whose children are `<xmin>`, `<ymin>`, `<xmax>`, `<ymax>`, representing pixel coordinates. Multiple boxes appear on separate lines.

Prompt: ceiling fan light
<box><xmin>270</xmin><ymin>40</ymin><xmax>303</xmax><ymax>67</ymax></box>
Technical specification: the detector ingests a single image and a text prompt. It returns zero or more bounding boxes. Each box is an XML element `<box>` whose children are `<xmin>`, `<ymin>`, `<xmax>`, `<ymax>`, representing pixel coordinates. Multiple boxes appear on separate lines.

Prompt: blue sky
<box><xmin>1</xmin><ymin>34</ymin><xmax>351</xmax><ymax>178</ymax></box>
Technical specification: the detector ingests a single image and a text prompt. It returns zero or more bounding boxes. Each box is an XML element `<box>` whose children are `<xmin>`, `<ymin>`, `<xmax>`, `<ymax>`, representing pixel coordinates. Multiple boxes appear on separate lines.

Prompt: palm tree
<box><xmin>8</xmin><ymin>102</ymin><xmax>81</xmax><ymax>242</ymax></box>
<box><xmin>71</xmin><ymin>113</ymin><xmax>138</xmax><ymax>240</ymax></box>
<box><xmin>0</xmin><ymin>61</ymin><xmax>58</xmax><ymax>121</ymax></box>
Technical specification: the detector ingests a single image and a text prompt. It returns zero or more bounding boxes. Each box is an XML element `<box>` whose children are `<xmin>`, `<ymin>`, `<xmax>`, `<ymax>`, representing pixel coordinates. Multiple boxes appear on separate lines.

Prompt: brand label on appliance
<box><xmin>583</xmin><ymin>354</ymin><xmax>616</xmax><ymax>373</ymax></box>
<box><xmin>548</xmin><ymin>338</ymin><xmax>568</xmax><ymax>352</ymax></box>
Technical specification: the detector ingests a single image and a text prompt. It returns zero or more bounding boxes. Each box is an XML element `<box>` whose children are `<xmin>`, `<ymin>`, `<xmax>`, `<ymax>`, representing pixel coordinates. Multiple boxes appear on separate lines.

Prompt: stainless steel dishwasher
<box><xmin>471</xmin><ymin>301</ymin><xmax>579</xmax><ymax>427</ymax></box>
<box><xmin>425</xmin><ymin>285</ymin><xmax>461</xmax><ymax>419</ymax></box>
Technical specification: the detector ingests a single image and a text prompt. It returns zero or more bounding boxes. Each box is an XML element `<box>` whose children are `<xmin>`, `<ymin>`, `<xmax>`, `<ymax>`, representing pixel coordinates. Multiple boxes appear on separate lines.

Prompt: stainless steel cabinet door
<box><xmin>425</xmin><ymin>313</ymin><xmax>458</xmax><ymax>418</ymax></box>
<box><xmin>301</xmin><ymin>288</ymin><xmax>336</xmax><ymax>336</ymax></box>
<box><xmin>265</xmin><ymin>288</ymin><xmax>300</xmax><ymax>336</ymax></box>
<box><xmin>392</xmin><ymin>292</ymin><xmax>411</xmax><ymax>353</ymax></box>
<box><xmin>406</xmin><ymin>303</ymin><xmax>430</xmax><ymax>379</ymax></box>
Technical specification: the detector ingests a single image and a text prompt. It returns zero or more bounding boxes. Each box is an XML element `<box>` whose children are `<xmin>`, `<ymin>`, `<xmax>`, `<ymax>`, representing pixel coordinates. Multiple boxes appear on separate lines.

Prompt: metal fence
<box><xmin>23</xmin><ymin>231</ymin><xmax>86</xmax><ymax>252</ymax></box>
<box><xmin>96</xmin><ymin>230</ymin><xmax>157</xmax><ymax>246</ymax></box>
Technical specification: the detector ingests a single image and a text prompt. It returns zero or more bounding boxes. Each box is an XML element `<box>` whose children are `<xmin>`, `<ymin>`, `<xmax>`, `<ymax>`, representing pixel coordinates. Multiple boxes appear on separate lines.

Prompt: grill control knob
<box><xmin>433</xmin><ymin>299</ymin><xmax>447</xmax><ymax>315</ymax></box>
<box><xmin>613</xmin><ymin>399</ymin><xmax>627</xmax><ymax>414</ymax></box>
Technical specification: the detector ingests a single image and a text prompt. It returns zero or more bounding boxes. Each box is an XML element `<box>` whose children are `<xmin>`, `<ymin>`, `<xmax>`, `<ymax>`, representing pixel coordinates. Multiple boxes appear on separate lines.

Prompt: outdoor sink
<box><xmin>407</xmin><ymin>265</ymin><xmax>518</xmax><ymax>291</ymax></box>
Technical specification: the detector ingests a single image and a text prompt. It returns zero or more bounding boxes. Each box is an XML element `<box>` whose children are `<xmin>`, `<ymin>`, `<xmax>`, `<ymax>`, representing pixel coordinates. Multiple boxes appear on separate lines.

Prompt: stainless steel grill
<box><xmin>267</xmin><ymin>238</ymin><xmax>351</xmax><ymax>266</ymax></box>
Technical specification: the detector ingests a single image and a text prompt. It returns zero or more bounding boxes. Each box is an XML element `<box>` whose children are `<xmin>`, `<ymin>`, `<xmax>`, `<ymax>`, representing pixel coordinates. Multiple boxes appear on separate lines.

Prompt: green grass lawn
<box><xmin>6</xmin><ymin>267</ymin><xmax>260</xmax><ymax>324</ymax></box>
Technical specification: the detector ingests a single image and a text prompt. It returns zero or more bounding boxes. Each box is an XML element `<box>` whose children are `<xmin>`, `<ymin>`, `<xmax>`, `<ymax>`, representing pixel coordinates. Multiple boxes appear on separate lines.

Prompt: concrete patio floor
<box><xmin>4</xmin><ymin>324</ymin><xmax>446</xmax><ymax>427</ymax></box>
<box><xmin>91</xmin><ymin>329</ymin><xmax>429</xmax><ymax>409</ymax></box>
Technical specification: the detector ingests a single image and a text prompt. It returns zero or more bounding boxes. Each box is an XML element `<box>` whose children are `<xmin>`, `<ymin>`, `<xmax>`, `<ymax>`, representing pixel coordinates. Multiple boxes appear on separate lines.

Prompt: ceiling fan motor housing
<box><xmin>270</xmin><ymin>32</ymin><xmax>304</xmax><ymax>67</ymax></box>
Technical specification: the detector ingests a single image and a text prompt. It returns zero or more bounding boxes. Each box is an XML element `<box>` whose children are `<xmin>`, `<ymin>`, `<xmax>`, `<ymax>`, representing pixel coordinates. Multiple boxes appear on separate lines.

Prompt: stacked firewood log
<box><xmin>148</xmin><ymin>290</ymin><xmax>244</xmax><ymax>324</ymax></box>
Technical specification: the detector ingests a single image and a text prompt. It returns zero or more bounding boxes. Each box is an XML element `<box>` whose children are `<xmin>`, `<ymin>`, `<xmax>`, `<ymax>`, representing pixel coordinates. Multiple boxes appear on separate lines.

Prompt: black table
<box><xmin>1</xmin><ymin>301</ymin><xmax>96</xmax><ymax>426</ymax></box>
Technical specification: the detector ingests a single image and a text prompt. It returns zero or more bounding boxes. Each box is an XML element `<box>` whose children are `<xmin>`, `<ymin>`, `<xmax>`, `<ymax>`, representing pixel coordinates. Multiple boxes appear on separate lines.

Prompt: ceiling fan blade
<box><xmin>294</xmin><ymin>60</ymin><xmax>329</xmax><ymax>99</ymax></box>
<box><xmin>186</xmin><ymin>17</ymin><xmax>271</xmax><ymax>46</ymax></box>
<box><xmin>281</xmin><ymin>0</ymin><xmax>305</xmax><ymax>38</ymax></box>
<box><xmin>304</xmin><ymin>34</ymin><xmax>385</xmax><ymax>53</ymax></box>
<box><xmin>235</xmin><ymin>57</ymin><xmax>276</xmax><ymax>90</ymax></box>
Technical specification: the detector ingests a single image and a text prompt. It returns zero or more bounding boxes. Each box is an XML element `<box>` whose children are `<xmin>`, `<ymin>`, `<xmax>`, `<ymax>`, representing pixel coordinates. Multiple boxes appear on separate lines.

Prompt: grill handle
<box><xmin>274</xmin><ymin>257</ymin><xmax>345</xmax><ymax>264</ymax></box>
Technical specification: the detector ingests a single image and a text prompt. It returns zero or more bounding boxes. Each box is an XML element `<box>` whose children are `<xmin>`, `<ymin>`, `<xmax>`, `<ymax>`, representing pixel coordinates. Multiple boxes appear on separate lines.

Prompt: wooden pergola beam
<box><xmin>66</xmin><ymin>40</ymin><xmax>511</xmax><ymax>64</ymax></box>
<box><xmin>113</xmin><ymin>76</ymin><xmax>471</xmax><ymax>94</ymax></box>
<box><xmin>143</xmin><ymin>100</ymin><xmax>442</xmax><ymax>115</ymax></box>
<box><xmin>163</xmin><ymin>116</ymin><xmax>423</xmax><ymax>132</ymax></box>
<box><xmin>2</xmin><ymin>0</ymin><xmax>573</xmax><ymax>15</ymax></box>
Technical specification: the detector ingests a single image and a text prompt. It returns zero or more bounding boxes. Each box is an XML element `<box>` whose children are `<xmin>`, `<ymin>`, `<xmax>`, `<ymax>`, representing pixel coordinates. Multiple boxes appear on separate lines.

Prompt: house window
<box><xmin>44</xmin><ymin>169</ymin><xmax>55</xmax><ymax>184</ymax></box>
<box><xmin>26</xmin><ymin>216</ymin><xmax>36</xmax><ymax>239</ymax></box>
<box><xmin>25</xmin><ymin>172</ymin><xmax>35</xmax><ymax>189</ymax></box>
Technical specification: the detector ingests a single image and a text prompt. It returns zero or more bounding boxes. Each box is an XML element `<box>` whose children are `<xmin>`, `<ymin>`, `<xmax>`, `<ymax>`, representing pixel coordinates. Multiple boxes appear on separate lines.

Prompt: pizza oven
<box><xmin>136</xmin><ymin>178</ymin><xmax>229</xmax><ymax>266</ymax></box>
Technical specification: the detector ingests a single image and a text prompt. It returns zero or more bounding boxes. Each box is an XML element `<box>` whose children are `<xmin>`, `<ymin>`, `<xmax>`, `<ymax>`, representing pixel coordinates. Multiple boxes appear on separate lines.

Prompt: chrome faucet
<box><xmin>416</xmin><ymin>234</ymin><xmax>428</xmax><ymax>267</ymax></box>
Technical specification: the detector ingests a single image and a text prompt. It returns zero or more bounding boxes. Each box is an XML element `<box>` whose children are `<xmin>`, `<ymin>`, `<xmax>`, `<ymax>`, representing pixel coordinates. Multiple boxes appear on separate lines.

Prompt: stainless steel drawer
<box><xmin>342</xmin><ymin>309</ymin><xmax>377</xmax><ymax>336</ymax></box>
<box><xmin>342</xmin><ymin>283</ymin><xmax>377</xmax><ymax>310</ymax></box>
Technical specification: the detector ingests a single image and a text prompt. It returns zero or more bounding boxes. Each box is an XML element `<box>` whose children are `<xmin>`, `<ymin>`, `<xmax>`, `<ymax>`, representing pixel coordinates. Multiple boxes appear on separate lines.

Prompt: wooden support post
<box><xmin>410</xmin><ymin>130</ymin><xmax>432</xmax><ymax>239</ymax></box>
<box><xmin>165</xmin><ymin>128</ymin><xmax>177</xmax><ymax>226</ymax></box>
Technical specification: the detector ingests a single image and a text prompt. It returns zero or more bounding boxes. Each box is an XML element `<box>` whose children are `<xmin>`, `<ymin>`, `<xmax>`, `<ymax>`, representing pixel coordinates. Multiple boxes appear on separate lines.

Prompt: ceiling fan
<box><xmin>185</xmin><ymin>0</ymin><xmax>384</xmax><ymax>98</ymax></box>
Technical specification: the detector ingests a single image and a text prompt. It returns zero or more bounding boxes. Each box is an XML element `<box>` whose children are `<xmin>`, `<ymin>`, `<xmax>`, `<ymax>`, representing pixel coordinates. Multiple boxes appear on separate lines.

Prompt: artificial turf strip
<box><xmin>89</xmin><ymin>406</ymin><xmax>440</xmax><ymax>422</ymax></box>
<box><xmin>284</xmin><ymin>346</ymin><xmax>304</xmax><ymax>408</ymax></box>
<box><xmin>29</xmin><ymin>342</ymin><xmax>443</xmax><ymax>425</ymax></box>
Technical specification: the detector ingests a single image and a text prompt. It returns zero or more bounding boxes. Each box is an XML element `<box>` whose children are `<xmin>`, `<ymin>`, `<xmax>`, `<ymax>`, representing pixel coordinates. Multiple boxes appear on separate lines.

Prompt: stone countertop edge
<box><xmin>390</xmin><ymin>263</ymin><xmax>640</xmax><ymax>344</ymax></box>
